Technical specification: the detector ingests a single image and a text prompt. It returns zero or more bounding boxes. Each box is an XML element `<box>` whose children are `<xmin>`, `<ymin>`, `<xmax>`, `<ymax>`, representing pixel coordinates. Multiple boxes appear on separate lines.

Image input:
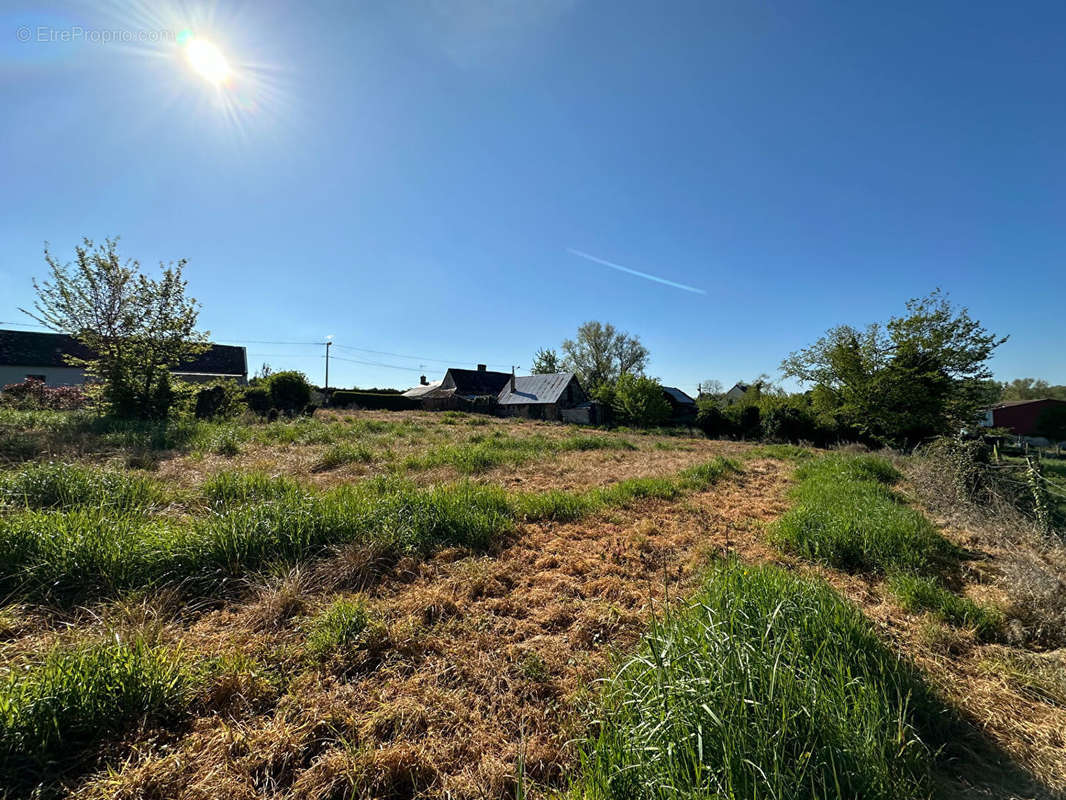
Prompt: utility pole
<box><xmin>324</xmin><ymin>337</ymin><xmax>333</xmax><ymax>390</ymax></box>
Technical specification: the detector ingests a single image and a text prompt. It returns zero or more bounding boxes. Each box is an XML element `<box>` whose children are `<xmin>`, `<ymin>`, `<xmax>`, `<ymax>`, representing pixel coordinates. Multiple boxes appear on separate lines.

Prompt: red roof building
<box><xmin>983</xmin><ymin>398</ymin><xmax>1066</xmax><ymax>436</ymax></box>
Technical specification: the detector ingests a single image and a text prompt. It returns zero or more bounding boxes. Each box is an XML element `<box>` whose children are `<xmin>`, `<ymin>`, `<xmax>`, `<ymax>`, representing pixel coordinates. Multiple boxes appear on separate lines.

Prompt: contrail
<box><xmin>566</xmin><ymin>248</ymin><xmax>706</xmax><ymax>295</ymax></box>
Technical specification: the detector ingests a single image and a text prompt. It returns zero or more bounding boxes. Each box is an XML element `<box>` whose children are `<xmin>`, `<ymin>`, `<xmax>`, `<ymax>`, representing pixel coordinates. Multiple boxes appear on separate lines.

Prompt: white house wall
<box><xmin>0</xmin><ymin>365</ymin><xmax>86</xmax><ymax>387</ymax></box>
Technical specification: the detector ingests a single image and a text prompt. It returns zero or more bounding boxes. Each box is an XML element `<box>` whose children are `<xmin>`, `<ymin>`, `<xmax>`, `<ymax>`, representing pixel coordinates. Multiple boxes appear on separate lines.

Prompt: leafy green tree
<box><xmin>1000</xmin><ymin>378</ymin><xmax>1066</xmax><ymax>402</ymax></box>
<box><xmin>781</xmin><ymin>290</ymin><xmax>1005</xmax><ymax>447</ymax></box>
<box><xmin>612</xmin><ymin>373</ymin><xmax>671</xmax><ymax>427</ymax></box>
<box><xmin>561</xmin><ymin>321</ymin><xmax>648</xmax><ymax>392</ymax></box>
<box><xmin>531</xmin><ymin>347</ymin><xmax>562</xmax><ymax>374</ymax></box>
<box><xmin>23</xmin><ymin>237</ymin><xmax>207</xmax><ymax>419</ymax></box>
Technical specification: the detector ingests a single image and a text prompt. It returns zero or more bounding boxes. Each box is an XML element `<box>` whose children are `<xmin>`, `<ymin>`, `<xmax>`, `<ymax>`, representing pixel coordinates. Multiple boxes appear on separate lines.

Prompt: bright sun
<box><xmin>185</xmin><ymin>39</ymin><xmax>231</xmax><ymax>84</ymax></box>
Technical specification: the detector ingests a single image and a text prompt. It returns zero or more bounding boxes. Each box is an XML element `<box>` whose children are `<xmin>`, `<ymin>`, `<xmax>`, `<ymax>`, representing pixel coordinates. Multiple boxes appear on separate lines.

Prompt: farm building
<box><xmin>980</xmin><ymin>398</ymin><xmax>1066</xmax><ymax>442</ymax></box>
<box><xmin>408</xmin><ymin>364</ymin><xmax>586</xmax><ymax>420</ymax></box>
<box><xmin>0</xmin><ymin>329</ymin><xmax>248</xmax><ymax>387</ymax></box>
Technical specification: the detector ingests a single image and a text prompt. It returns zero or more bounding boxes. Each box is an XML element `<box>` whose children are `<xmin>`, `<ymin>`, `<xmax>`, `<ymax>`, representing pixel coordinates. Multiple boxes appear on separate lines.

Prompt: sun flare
<box><xmin>185</xmin><ymin>38</ymin><xmax>231</xmax><ymax>84</ymax></box>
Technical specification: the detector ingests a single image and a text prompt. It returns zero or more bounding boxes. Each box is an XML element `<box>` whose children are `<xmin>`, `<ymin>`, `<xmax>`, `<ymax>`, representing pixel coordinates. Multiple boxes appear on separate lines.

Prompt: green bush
<box><xmin>263</xmin><ymin>371</ymin><xmax>312</xmax><ymax>415</ymax></box>
<box><xmin>888</xmin><ymin>573</ymin><xmax>1001</xmax><ymax>640</ymax></box>
<box><xmin>569</xmin><ymin>561</ymin><xmax>947</xmax><ymax>800</ymax></box>
<box><xmin>192</xmin><ymin>380</ymin><xmax>245</xmax><ymax>419</ymax></box>
<box><xmin>772</xmin><ymin>454</ymin><xmax>958</xmax><ymax>574</ymax></box>
<box><xmin>0</xmin><ymin>636</ymin><xmax>191</xmax><ymax>790</ymax></box>
<box><xmin>244</xmin><ymin>386</ymin><xmax>271</xmax><ymax>415</ymax></box>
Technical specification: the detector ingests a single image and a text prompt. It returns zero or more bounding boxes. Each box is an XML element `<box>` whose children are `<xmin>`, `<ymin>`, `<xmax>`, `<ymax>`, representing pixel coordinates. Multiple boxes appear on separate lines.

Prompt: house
<box><xmin>979</xmin><ymin>398</ymin><xmax>1066</xmax><ymax>442</ymax></box>
<box><xmin>0</xmin><ymin>329</ymin><xmax>248</xmax><ymax>387</ymax></box>
<box><xmin>401</xmin><ymin>375</ymin><xmax>443</xmax><ymax>398</ymax></box>
<box><xmin>498</xmin><ymin>372</ymin><xmax>586</xmax><ymax>420</ymax></box>
<box><xmin>661</xmin><ymin>386</ymin><xmax>697</xmax><ymax>419</ymax></box>
<box><xmin>723</xmin><ymin>382</ymin><xmax>750</xmax><ymax>405</ymax></box>
<box><xmin>408</xmin><ymin>364</ymin><xmax>586</xmax><ymax>420</ymax></box>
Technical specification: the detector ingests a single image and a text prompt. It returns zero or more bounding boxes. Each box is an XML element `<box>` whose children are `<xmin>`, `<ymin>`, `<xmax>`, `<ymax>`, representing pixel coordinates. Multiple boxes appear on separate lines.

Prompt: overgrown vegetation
<box><xmin>569</xmin><ymin>560</ymin><xmax>949</xmax><ymax>800</ymax></box>
<box><xmin>403</xmin><ymin>431</ymin><xmax>636</xmax><ymax>474</ymax></box>
<box><xmin>907</xmin><ymin>438</ymin><xmax>1066</xmax><ymax>647</ymax></box>
<box><xmin>887</xmin><ymin>573</ymin><xmax>1001</xmax><ymax>640</ymax></box>
<box><xmin>771</xmin><ymin>454</ymin><xmax>959</xmax><ymax>574</ymax></box>
<box><xmin>0</xmin><ymin>462</ymin><xmax>162</xmax><ymax>512</ymax></box>
<box><xmin>305</xmin><ymin>596</ymin><xmax>376</xmax><ymax>659</ymax></box>
<box><xmin>0</xmin><ymin>636</ymin><xmax>192</xmax><ymax>793</ymax></box>
<box><xmin>0</xmin><ymin>457</ymin><xmax>740</xmax><ymax>604</ymax></box>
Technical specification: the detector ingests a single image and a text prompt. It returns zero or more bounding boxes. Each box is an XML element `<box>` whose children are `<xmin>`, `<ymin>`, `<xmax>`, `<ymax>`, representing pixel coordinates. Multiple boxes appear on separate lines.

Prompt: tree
<box><xmin>1000</xmin><ymin>378</ymin><xmax>1066</xmax><ymax>402</ymax></box>
<box><xmin>781</xmin><ymin>290</ymin><xmax>1005</xmax><ymax>447</ymax></box>
<box><xmin>561</xmin><ymin>321</ymin><xmax>649</xmax><ymax>392</ymax></box>
<box><xmin>697</xmin><ymin>379</ymin><xmax>723</xmax><ymax>398</ymax></box>
<box><xmin>612</xmin><ymin>373</ymin><xmax>671</xmax><ymax>427</ymax></box>
<box><xmin>531</xmin><ymin>348</ymin><xmax>562</xmax><ymax>374</ymax></box>
<box><xmin>23</xmin><ymin>237</ymin><xmax>208</xmax><ymax>419</ymax></box>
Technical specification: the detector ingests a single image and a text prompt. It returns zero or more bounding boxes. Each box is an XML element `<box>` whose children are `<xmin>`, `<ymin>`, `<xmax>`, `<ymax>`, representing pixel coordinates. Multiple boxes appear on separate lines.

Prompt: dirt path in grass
<box><xmin>78</xmin><ymin>460</ymin><xmax>792</xmax><ymax>800</ymax></box>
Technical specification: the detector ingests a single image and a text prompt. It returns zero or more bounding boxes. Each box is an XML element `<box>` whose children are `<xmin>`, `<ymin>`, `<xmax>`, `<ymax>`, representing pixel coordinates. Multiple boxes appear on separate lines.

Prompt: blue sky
<box><xmin>2</xmin><ymin>1</ymin><xmax>1063</xmax><ymax>395</ymax></box>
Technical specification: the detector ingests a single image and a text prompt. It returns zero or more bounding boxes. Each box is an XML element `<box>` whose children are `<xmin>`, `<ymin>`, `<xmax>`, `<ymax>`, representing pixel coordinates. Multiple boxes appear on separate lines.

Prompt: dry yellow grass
<box><xmin>71</xmin><ymin>460</ymin><xmax>792</xmax><ymax>799</ymax></box>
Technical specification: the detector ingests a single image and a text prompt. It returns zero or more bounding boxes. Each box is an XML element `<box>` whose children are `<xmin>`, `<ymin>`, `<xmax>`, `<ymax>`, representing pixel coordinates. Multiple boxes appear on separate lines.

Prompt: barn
<box><xmin>981</xmin><ymin>398</ymin><xmax>1066</xmax><ymax>440</ymax></box>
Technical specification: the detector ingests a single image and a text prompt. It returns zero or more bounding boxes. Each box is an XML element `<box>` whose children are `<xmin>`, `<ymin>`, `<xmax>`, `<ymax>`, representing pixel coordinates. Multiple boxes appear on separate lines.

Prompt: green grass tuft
<box><xmin>888</xmin><ymin>573</ymin><xmax>1001</xmax><ymax>640</ymax></box>
<box><xmin>569</xmin><ymin>560</ymin><xmax>949</xmax><ymax>800</ymax></box>
<box><xmin>0</xmin><ymin>636</ymin><xmax>191</xmax><ymax>789</ymax></box>
<box><xmin>306</xmin><ymin>597</ymin><xmax>373</xmax><ymax>658</ymax></box>
<box><xmin>772</xmin><ymin>454</ymin><xmax>957</xmax><ymax>574</ymax></box>
<box><xmin>0</xmin><ymin>462</ymin><xmax>162</xmax><ymax>512</ymax></box>
<box><xmin>201</xmin><ymin>470</ymin><xmax>305</xmax><ymax>507</ymax></box>
<box><xmin>313</xmin><ymin>442</ymin><xmax>375</xmax><ymax>471</ymax></box>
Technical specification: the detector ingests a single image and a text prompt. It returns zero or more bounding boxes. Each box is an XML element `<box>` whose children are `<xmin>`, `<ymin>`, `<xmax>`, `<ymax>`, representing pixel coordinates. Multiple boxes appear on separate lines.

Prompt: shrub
<box><xmin>569</xmin><ymin>561</ymin><xmax>947</xmax><ymax>800</ymax></box>
<box><xmin>0</xmin><ymin>379</ymin><xmax>86</xmax><ymax>411</ymax></box>
<box><xmin>887</xmin><ymin>573</ymin><xmax>1001</xmax><ymax>640</ymax></box>
<box><xmin>0</xmin><ymin>636</ymin><xmax>191</xmax><ymax>789</ymax></box>
<box><xmin>772</xmin><ymin>454</ymin><xmax>959</xmax><ymax>574</ymax></box>
<box><xmin>695</xmin><ymin>403</ymin><xmax>734</xmax><ymax>438</ymax></box>
<box><xmin>244</xmin><ymin>386</ymin><xmax>271</xmax><ymax>415</ymax></box>
<box><xmin>193</xmin><ymin>381</ymin><xmax>244</xmax><ymax>419</ymax></box>
<box><xmin>264</xmin><ymin>371</ymin><xmax>312</xmax><ymax>415</ymax></box>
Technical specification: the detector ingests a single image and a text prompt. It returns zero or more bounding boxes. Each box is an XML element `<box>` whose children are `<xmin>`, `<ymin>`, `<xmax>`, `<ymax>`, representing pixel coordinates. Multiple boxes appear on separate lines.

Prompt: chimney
<box><xmin>510</xmin><ymin>367</ymin><xmax>516</xmax><ymax>393</ymax></box>
<box><xmin>477</xmin><ymin>364</ymin><xmax>487</xmax><ymax>372</ymax></box>
<box><xmin>420</xmin><ymin>375</ymin><xmax>428</xmax><ymax>386</ymax></box>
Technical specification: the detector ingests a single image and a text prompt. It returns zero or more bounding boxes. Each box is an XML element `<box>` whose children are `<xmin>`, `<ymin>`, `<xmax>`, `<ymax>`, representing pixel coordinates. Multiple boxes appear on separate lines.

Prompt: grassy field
<box><xmin>0</xmin><ymin>409</ymin><xmax>1062</xmax><ymax>798</ymax></box>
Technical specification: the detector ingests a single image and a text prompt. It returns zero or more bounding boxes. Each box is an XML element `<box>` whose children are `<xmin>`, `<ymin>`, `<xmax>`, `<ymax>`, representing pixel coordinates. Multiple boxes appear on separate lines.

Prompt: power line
<box><xmin>331</xmin><ymin>343</ymin><xmax>510</xmax><ymax>369</ymax></box>
<box><xmin>328</xmin><ymin>354</ymin><xmax>424</xmax><ymax>373</ymax></box>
